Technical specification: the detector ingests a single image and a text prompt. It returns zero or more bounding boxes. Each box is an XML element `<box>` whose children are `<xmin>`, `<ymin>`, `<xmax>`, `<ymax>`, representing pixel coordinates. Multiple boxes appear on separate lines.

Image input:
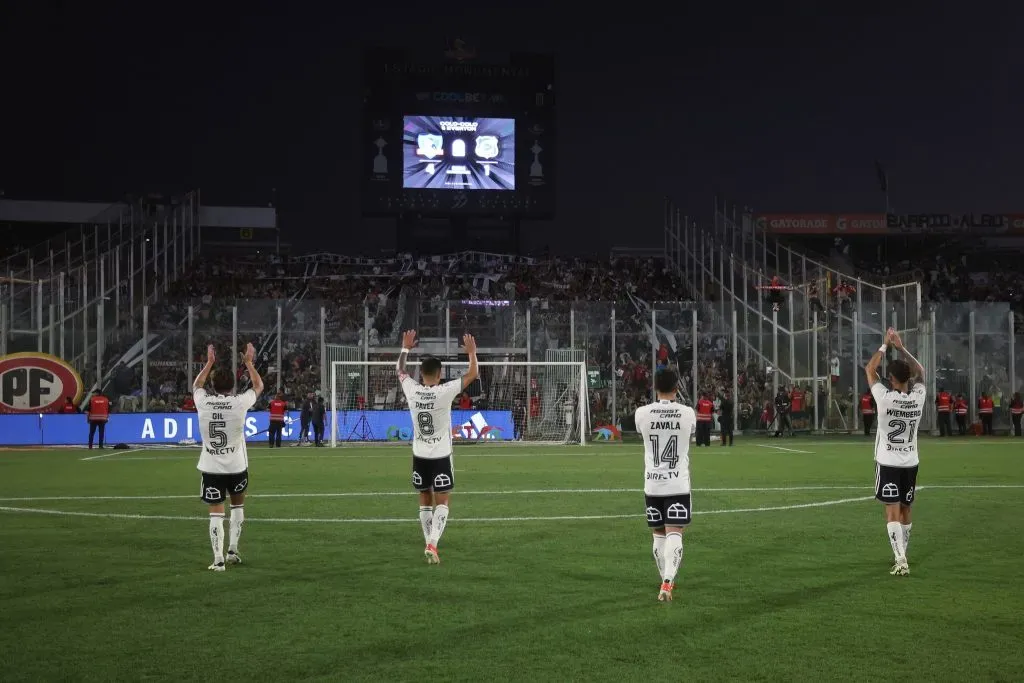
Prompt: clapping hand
<box><xmin>401</xmin><ymin>330</ymin><xmax>418</xmax><ymax>350</ymax></box>
<box><xmin>244</xmin><ymin>343</ymin><xmax>256</xmax><ymax>364</ymax></box>
<box><xmin>207</xmin><ymin>344</ymin><xmax>216</xmax><ymax>364</ymax></box>
<box><xmin>462</xmin><ymin>334</ymin><xmax>477</xmax><ymax>354</ymax></box>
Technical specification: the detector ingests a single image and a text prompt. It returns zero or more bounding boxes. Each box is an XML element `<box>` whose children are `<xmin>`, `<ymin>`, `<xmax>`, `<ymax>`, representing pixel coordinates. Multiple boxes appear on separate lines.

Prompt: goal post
<box><xmin>329</xmin><ymin>360</ymin><xmax>589</xmax><ymax>446</ymax></box>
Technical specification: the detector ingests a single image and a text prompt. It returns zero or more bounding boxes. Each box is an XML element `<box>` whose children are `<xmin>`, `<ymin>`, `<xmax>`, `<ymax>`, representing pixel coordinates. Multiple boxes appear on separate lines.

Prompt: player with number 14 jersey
<box><xmin>635</xmin><ymin>369</ymin><xmax>697</xmax><ymax>602</ymax></box>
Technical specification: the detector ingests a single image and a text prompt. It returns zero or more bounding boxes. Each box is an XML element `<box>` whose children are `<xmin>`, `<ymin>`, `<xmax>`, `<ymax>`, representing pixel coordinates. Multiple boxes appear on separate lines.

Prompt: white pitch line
<box><xmin>79</xmin><ymin>448</ymin><xmax>146</xmax><ymax>461</ymax></box>
<box><xmin>757</xmin><ymin>445</ymin><xmax>813</xmax><ymax>454</ymax></box>
<box><xmin>1</xmin><ymin>483</ymin><xmax>1021</xmax><ymax>503</ymax></box>
<box><xmin>0</xmin><ymin>495</ymin><xmax>879</xmax><ymax>524</ymax></box>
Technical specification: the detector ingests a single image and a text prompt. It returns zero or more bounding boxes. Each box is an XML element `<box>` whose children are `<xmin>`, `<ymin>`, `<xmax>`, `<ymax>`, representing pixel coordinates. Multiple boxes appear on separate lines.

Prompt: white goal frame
<box><xmin>329</xmin><ymin>360</ymin><xmax>589</xmax><ymax>447</ymax></box>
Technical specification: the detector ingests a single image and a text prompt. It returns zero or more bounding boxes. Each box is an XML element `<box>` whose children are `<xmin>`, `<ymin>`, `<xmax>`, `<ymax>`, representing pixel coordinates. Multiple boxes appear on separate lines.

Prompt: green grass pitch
<box><xmin>1</xmin><ymin>437</ymin><xmax>1022</xmax><ymax>682</ymax></box>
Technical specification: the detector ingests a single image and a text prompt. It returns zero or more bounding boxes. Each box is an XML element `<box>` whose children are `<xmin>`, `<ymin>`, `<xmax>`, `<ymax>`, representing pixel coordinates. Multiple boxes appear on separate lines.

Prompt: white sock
<box><xmin>427</xmin><ymin>504</ymin><xmax>449</xmax><ymax>547</ymax></box>
<box><xmin>886</xmin><ymin>521</ymin><xmax>906</xmax><ymax>562</ymax></box>
<box><xmin>662</xmin><ymin>531</ymin><xmax>684</xmax><ymax>584</ymax></box>
<box><xmin>209</xmin><ymin>513</ymin><xmax>225</xmax><ymax>563</ymax></box>
<box><xmin>902</xmin><ymin>523</ymin><xmax>912</xmax><ymax>554</ymax></box>
<box><xmin>652</xmin><ymin>534</ymin><xmax>666</xmax><ymax>578</ymax></box>
<box><xmin>229</xmin><ymin>505</ymin><xmax>245</xmax><ymax>553</ymax></box>
<box><xmin>419</xmin><ymin>506</ymin><xmax>434</xmax><ymax>544</ymax></box>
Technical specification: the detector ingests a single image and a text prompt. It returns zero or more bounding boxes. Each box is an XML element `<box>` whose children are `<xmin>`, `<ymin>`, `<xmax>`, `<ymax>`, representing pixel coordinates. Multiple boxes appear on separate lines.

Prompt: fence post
<box><xmin>142</xmin><ymin>306</ymin><xmax>149</xmax><ymax>411</ymax></box>
<box><xmin>37</xmin><ymin>279</ymin><xmax>44</xmax><ymax>352</ymax></box>
<box><xmin>969</xmin><ymin>310</ymin><xmax>977</xmax><ymax>423</ymax></box>
<box><xmin>812</xmin><ymin>310</ymin><xmax>819</xmax><ymax>432</ymax></box>
<box><xmin>96</xmin><ymin>302</ymin><xmax>103</xmax><ymax>383</ymax></box>
<box><xmin>570</xmin><ymin>307</ymin><xmax>576</xmax><ymax>349</ymax></box>
<box><xmin>187</xmin><ymin>305</ymin><xmax>194</xmax><ymax>391</ymax></box>
<box><xmin>48</xmin><ymin>304</ymin><xmax>56</xmax><ymax>356</ymax></box>
<box><xmin>526</xmin><ymin>306</ymin><xmax>532</xmax><ymax>436</ymax></box>
<box><xmin>58</xmin><ymin>272</ymin><xmax>65</xmax><ymax>359</ymax></box>
<box><xmin>650</xmin><ymin>308</ymin><xmax>657</xmax><ymax>402</ymax></box>
<box><xmin>731</xmin><ymin>307</ymin><xmax>738</xmax><ymax>427</ymax></box>
<box><xmin>852</xmin><ymin>310</ymin><xmax>860</xmax><ymax>433</ymax></box>
<box><xmin>610</xmin><ymin>306</ymin><xmax>616</xmax><ymax>426</ymax></box>
<box><xmin>320</xmin><ymin>306</ymin><xmax>327</xmax><ymax>396</ymax></box>
<box><xmin>277</xmin><ymin>304</ymin><xmax>283</xmax><ymax>393</ymax></box>
<box><xmin>691</xmin><ymin>309</ymin><xmax>698</xmax><ymax>403</ymax></box>
<box><xmin>1010</xmin><ymin>311</ymin><xmax>1017</xmax><ymax>396</ymax></box>
<box><xmin>231</xmin><ymin>305</ymin><xmax>239</xmax><ymax>392</ymax></box>
<box><xmin>788</xmin><ymin>290</ymin><xmax>795</xmax><ymax>382</ymax></box>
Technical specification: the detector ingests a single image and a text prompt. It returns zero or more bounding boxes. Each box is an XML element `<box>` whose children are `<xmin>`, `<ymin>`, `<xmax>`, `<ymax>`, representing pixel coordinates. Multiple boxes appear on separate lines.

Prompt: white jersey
<box><xmin>194</xmin><ymin>388</ymin><xmax>257</xmax><ymax>474</ymax></box>
<box><xmin>636</xmin><ymin>400</ymin><xmax>696</xmax><ymax>495</ymax></box>
<box><xmin>871</xmin><ymin>381</ymin><xmax>925</xmax><ymax>467</ymax></box>
<box><xmin>399</xmin><ymin>373</ymin><xmax>463</xmax><ymax>459</ymax></box>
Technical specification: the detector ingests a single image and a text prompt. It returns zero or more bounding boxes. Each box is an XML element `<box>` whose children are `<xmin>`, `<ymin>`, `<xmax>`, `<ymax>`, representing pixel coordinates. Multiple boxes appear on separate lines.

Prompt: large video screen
<box><xmin>403</xmin><ymin>116</ymin><xmax>515</xmax><ymax>191</ymax></box>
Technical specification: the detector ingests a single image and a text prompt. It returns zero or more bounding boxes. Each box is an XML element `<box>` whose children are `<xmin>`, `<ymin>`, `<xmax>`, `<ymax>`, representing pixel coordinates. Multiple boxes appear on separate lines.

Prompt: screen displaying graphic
<box><xmin>403</xmin><ymin>116</ymin><xmax>515</xmax><ymax>190</ymax></box>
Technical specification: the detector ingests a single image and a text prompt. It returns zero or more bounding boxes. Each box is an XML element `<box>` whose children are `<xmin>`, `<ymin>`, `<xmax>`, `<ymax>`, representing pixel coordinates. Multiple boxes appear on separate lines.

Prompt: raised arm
<box><xmin>864</xmin><ymin>333</ymin><xmax>887</xmax><ymax>388</ymax></box>
<box><xmin>243</xmin><ymin>343</ymin><xmax>264</xmax><ymax>396</ymax></box>
<box><xmin>193</xmin><ymin>344</ymin><xmax>216</xmax><ymax>391</ymax></box>
<box><xmin>398</xmin><ymin>330</ymin><xmax>416</xmax><ymax>376</ymax></box>
<box><xmin>461</xmin><ymin>334</ymin><xmax>478</xmax><ymax>390</ymax></box>
<box><xmin>890</xmin><ymin>329</ymin><xmax>925</xmax><ymax>382</ymax></box>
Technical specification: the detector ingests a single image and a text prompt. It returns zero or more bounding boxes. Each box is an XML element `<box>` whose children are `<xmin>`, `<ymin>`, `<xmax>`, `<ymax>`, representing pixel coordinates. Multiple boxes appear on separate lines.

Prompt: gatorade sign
<box><xmin>0</xmin><ymin>353</ymin><xmax>84</xmax><ymax>414</ymax></box>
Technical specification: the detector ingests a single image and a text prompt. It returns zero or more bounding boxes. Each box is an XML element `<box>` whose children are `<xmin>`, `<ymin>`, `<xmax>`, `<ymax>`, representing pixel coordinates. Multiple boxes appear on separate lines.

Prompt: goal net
<box><xmin>329</xmin><ymin>360</ymin><xmax>588</xmax><ymax>446</ymax></box>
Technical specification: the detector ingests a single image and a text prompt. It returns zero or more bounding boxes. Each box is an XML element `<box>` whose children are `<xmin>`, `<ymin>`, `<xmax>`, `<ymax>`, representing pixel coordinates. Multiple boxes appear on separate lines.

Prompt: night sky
<box><xmin>3</xmin><ymin>2</ymin><xmax>1022</xmax><ymax>254</ymax></box>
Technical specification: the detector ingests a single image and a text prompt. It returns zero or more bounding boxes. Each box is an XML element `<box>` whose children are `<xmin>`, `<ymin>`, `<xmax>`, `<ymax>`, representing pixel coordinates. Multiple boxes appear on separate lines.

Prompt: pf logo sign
<box><xmin>0</xmin><ymin>353</ymin><xmax>83</xmax><ymax>414</ymax></box>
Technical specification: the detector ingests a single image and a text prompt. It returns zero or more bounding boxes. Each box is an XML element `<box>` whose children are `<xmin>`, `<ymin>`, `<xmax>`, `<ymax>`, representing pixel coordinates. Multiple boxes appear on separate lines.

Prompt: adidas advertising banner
<box><xmin>0</xmin><ymin>410</ymin><xmax>514</xmax><ymax>446</ymax></box>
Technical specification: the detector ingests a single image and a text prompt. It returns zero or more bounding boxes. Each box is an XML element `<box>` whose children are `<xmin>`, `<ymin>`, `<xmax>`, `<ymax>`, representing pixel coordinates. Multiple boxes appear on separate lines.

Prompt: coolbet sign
<box><xmin>0</xmin><ymin>353</ymin><xmax>83</xmax><ymax>414</ymax></box>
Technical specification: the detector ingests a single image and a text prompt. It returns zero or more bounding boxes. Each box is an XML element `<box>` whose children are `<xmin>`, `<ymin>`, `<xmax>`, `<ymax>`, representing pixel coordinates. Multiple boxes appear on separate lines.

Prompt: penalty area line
<box><xmin>756</xmin><ymin>445</ymin><xmax>813</xmax><ymax>454</ymax></box>
<box><xmin>80</xmin><ymin>448</ymin><xmax>146</xmax><ymax>461</ymax></box>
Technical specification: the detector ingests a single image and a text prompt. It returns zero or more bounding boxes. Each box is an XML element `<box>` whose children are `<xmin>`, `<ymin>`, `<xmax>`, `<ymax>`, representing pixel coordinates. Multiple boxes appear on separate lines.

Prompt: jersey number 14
<box><xmin>648</xmin><ymin>434</ymin><xmax>680</xmax><ymax>468</ymax></box>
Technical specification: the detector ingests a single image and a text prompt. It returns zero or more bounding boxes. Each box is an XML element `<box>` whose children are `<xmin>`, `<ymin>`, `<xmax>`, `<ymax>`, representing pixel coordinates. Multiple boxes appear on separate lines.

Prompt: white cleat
<box><xmin>424</xmin><ymin>544</ymin><xmax>440</xmax><ymax>565</ymax></box>
<box><xmin>208</xmin><ymin>561</ymin><xmax>226</xmax><ymax>572</ymax></box>
<box><xmin>227</xmin><ymin>551</ymin><xmax>242</xmax><ymax>565</ymax></box>
<box><xmin>889</xmin><ymin>560</ymin><xmax>909</xmax><ymax>576</ymax></box>
<box><xmin>657</xmin><ymin>581</ymin><xmax>674</xmax><ymax>602</ymax></box>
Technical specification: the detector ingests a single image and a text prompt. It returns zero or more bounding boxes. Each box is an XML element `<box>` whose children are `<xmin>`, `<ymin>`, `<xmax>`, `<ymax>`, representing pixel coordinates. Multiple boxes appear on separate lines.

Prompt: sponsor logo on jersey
<box><xmin>0</xmin><ymin>353</ymin><xmax>84</xmax><ymax>414</ymax></box>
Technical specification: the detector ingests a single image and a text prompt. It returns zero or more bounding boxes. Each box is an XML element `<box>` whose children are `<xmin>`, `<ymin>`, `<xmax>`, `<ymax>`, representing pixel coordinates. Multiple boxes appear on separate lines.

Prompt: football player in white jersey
<box><xmin>397</xmin><ymin>330</ymin><xmax>478</xmax><ymax>564</ymax></box>
<box><xmin>865</xmin><ymin>328</ymin><xmax>925</xmax><ymax>577</ymax></box>
<box><xmin>193</xmin><ymin>343</ymin><xmax>264</xmax><ymax>572</ymax></box>
<box><xmin>635</xmin><ymin>369</ymin><xmax>697</xmax><ymax>602</ymax></box>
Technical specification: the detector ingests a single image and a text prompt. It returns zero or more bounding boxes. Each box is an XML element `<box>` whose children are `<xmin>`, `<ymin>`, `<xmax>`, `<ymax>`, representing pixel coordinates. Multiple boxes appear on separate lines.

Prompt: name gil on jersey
<box><xmin>649</xmin><ymin>421</ymin><xmax>682</xmax><ymax>429</ymax></box>
<box><xmin>647</xmin><ymin>471</ymin><xmax>681</xmax><ymax>480</ymax></box>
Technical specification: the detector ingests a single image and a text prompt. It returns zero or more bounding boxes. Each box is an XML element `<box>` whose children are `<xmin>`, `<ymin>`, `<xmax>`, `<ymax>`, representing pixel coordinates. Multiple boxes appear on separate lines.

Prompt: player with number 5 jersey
<box><xmin>397</xmin><ymin>330</ymin><xmax>478</xmax><ymax>565</ymax></box>
<box><xmin>193</xmin><ymin>342</ymin><xmax>264</xmax><ymax>572</ymax></box>
<box><xmin>635</xmin><ymin>369</ymin><xmax>697</xmax><ymax>602</ymax></box>
<box><xmin>865</xmin><ymin>327</ymin><xmax>926</xmax><ymax>578</ymax></box>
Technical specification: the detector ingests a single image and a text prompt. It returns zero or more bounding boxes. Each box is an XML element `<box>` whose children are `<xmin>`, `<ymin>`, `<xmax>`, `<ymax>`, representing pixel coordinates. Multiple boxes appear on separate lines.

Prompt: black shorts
<box><xmin>645</xmin><ymin>493</ymin><xmax>692</xmax><ymax>529</ymax></box>
<box><xmin>412</xmin><ymin>455</ymin><xmax>454</xmax><ymax>492</ymax></box>
<box><xmin>200</xmin><ymin>470</ymin><xmax>249</xmax><ymax>504</ymax></box>
<box><xmin>874</xmin><ymin>463</ymin><xmax>918</xmax><ymax>506</ymax></box>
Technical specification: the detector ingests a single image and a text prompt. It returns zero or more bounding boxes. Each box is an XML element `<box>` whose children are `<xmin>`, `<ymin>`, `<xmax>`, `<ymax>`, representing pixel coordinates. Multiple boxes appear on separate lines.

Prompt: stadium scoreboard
<box><xmin>362</xmin><ymin>46</ymin><xmax>555</xmax><ymax>217</ymax></box>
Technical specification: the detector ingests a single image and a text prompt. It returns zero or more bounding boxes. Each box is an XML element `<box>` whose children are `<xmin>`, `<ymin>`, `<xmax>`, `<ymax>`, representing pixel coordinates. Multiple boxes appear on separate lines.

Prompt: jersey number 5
<box><xmin>648</xmin><ymin>434</ymin><xmax>680</xmax><ymax>468</ymax></box>
<box><xmin>209</xmin><ymin>421</ymin><xmax>228</xmax><ymax>448</ymax></box>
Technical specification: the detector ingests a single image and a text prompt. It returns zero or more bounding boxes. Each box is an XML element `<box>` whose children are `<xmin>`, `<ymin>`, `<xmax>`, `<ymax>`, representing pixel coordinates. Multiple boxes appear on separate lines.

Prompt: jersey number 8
<box><xmin>417</xmin><ymin>412</ymin><xmax>435</xmax><ymax>436</ymax></box>
<box><xmin>648</xmin><ymin>434</ymin><xmax>680</xmax><ymax>469</ymax></box>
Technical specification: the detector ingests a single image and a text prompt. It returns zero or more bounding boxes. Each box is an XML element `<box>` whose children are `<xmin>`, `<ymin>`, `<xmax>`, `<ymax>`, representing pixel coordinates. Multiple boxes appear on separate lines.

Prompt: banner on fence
<box><xmin>0</xmin><ymin>410</ymin><xmax>515</xmax><ymax>446</ymax></box>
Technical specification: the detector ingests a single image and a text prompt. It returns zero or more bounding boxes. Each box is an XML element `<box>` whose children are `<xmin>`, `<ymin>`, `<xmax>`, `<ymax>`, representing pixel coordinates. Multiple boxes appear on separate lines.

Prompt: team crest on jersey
<box><xmin>666</xmin><ymin>503</ymin><xmax>689</xmax><ymax>521</ymax></box>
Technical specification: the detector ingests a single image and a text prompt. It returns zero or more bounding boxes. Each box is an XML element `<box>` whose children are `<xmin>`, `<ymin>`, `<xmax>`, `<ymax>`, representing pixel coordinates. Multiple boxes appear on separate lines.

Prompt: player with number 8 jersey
<box><xmin>635</xmin><ymin>369</ymin><xmax>697</xmax><ymax>602</ymax></box>
<box><xmin>397</xmin><ymin>330</ymin><xmax>478</xmax><ymax>565</ymax></box>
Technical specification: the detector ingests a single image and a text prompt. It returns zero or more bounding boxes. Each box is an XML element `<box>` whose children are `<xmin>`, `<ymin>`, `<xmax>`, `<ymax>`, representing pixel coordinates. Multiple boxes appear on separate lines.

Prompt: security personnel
<box><xmin>1010</xmin><ymin>392</ymin><xmax>1023</xmax><ymax>437</ymax></box>
<box><xmin>860</xmin><ymin>390</ymin><xmax>876</xmax><ymax>436</ymax></box>
<box><xmin>954</xmin><ymin>394</ymin><xmax>969</xmax><ymax>435</ymax></box>
<box><xmin>695</xmin><ymin>393</ymin><xmax>714</xmax><ymax>446</ymax></box>
<box><xmin>936</xmin><ymin>387</ymin><xmax>953</xmax><ymax>437</ymax></box>
<box><xmin>86</xmin><ymin>391</ymin><xmax>110</xmax><ymax>449</ymax></box>
<box><xmin>978</xmin><ymin>393</ymin><xmax>994</xmax><ymax>435</ymax></box>
<box><xmin>718</xmin><ymin>390</ymin><xmax>735</xmax><ymax>447</ymax></box>
<box><xmin>61</xmin><ymin>397</ymin><xmax>78</xmax><ymax>414</ymax></box>
<box><xmin>790</xmin><ymin>385</ymin><xmax>805</xmax><ymax>415</ymax></box>
<box><xmin>773</xmin><ymin>388</ymin><xmax>792</xmax><ymax>437</ymax></box>
<box><xmin>312</xmin><ymin>396</ymin><xmax>326</xmax><ymax>447</ymax></box>
<box><xmin>268</xmin><ymin>392</ymin><xmax>287</xmax><ymax>447</ymax></box>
